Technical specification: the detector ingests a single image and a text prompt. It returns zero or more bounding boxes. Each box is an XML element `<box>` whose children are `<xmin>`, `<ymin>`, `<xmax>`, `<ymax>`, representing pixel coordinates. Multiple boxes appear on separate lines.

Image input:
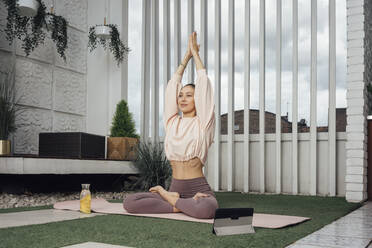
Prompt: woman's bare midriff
<box><xmin>170</xmin><ymin>157</ymin><xmax>204</xmax><ymax>179</ymax></box>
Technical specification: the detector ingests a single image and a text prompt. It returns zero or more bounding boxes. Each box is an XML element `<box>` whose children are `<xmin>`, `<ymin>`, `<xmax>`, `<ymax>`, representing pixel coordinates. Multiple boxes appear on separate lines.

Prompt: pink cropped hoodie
<box><xmin>163</xmin><ymin>69</ymin><xmax>215</xmax><ymax>165</ymax></box>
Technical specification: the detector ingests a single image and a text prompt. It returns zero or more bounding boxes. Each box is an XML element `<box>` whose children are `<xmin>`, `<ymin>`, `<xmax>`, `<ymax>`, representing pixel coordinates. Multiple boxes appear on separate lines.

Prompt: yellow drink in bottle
<box><xmin>80</xmin><ymin>184</ymin><xmax>91</xmax><ymax>214</ymax></box>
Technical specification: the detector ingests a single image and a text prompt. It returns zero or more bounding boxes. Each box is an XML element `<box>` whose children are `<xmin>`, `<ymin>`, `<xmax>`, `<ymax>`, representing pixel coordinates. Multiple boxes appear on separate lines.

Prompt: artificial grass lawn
<box><xmin>0</xmin><ymin>192</ymin><xmax>361</xmax><ymax>248</ymax></box>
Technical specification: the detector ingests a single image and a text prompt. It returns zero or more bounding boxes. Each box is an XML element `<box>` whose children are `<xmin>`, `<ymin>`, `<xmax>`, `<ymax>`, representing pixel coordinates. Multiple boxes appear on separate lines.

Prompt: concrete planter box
<box><xmin>107</xmin><ymin>137</ymin><xmax>139</xmax><ymax>161</ymax></box>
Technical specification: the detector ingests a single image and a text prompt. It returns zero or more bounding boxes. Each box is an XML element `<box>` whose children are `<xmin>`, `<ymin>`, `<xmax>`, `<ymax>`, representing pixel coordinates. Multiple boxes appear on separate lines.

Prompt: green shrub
<box><xmin>130</xmin><ymin>140</ymin><xmax>172</xmax><ymax>191</ymax></box>
<box><xmin>110</xmin><ymin>99</ymin><xmax>139</xmax><ymax>138</ymax></box>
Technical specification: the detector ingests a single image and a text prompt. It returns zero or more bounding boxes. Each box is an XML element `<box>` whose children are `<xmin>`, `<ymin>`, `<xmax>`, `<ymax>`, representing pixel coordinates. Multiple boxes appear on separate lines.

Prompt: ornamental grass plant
<box><xmin>130</xmin><ymin>140</ymin><xmax>172</xmax><ymax>191</ymax></box>
<box><xmin>0</xmin><ymin>69</ymin><xmax>23</xmax><ymax>140</ymax></box>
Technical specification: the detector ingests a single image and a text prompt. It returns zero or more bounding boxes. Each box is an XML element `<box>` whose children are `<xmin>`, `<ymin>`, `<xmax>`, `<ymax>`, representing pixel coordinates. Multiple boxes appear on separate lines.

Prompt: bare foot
<box><xmin>173</xmin><ymin>206</ymin><xmax>181</xmax><ymax>213</ymax></box>
<box><xmin>159</xmin><ymin>190</ymin><xmax>180</xmax><ymax>207</ymax></box>
<box><xmin>149</xmin><ymin>185</ymin><xmax>165</xmax><ymax>193</ymax></box>
<box><xmin>149</xmin><ymin>186</ymin><xmax>181</xmax><ymax>212</ymax></box>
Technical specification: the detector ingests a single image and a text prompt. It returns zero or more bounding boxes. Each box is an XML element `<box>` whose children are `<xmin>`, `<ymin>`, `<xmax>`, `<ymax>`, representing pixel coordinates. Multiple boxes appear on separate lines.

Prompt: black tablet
<box><xmin>212</xmin><ymin>208</ymin><xmax>255</xmax><ymax>236</ymax></box>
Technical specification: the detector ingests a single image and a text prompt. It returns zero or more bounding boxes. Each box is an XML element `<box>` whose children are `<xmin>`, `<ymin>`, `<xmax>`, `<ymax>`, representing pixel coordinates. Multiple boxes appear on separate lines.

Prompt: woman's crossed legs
<box><xmin>123</xmin><ymin>191</ymin><xmax>218</xmax><ymax>219</ymax></box>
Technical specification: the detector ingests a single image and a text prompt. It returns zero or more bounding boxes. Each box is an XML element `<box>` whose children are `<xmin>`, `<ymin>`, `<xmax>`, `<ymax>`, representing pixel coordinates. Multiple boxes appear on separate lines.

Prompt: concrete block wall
<box><xmin>345</xmin><ymin>0</ymin><xmax>370</xmax><ymax>202</ymax></box>
<box><xmin>0</xmin><ymin>0</ymin><xmax>88</xmax><ymax>154</ymax></box>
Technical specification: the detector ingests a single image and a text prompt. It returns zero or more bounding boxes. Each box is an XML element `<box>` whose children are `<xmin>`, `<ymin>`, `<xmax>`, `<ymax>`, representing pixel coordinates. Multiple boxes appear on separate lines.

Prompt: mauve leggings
<box><xmin>123</xmin><ymin>176</ymin><xmax>218</xmax><ymax>219</ymax></box>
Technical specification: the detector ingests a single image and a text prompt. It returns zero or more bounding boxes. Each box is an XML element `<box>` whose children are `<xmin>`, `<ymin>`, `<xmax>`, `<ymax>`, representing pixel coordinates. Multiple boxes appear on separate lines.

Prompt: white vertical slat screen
<box><xmin>151</xmin><ymin>0</ymin><xmax>159</xmax><ymax>143</ymax></box>
<box><xmin>200</xmin><ymin>0</ymin><xmax>208</xmax><ymax>175</ymax></box>
<box><xmin>140</xmin><ymin>0</ymin><xmax>151</xmax><ymax>142</ymax></box>
<box><xmin>275</xmin><ymin>0</ymin><xmax>282</xmax><ymax>194</ymax></box>
<box><xmin>106</xmin><ymin>0</ymin><xmax>111</xmax><ymax>136</ymax></box>
<box><xmin>310</xmin><ymin>0</ymin><xmax>318</xmax><ymax>196</ymax></box>
<box><xmin>244</xmin><ymin>0</ymin><xmax>251</xmax><ymax>193</ymax></box>
<box><xmin>259</xmin><ymin>0</ymin><xmax>265</xmax><ymax>193</ymax></box>
<box><xmin>163</xmin><ymin>0</ymin><xmax>170</xmax><ymax>108</ymax></box>
<box><xmin>174</xmin><ymin>0</ymin><xmax>181</xmax><ymax>72</ymax></box>
<box><xmin>134</xmin><ymin>0</ymin><xmax>340</xmax><ymax>196</ymax></box>
<box><xmin>200</xmin><ymin>0</ymin><xmax>208</xmax><ymax>72</ymax></box>
<box><xmin>121</xmin><ymin>0</ymin><xmax>129</xmax><ymax>102</ymax></box>
<box><xmin>227</xmin><ymin>0</ymin><xmax>235</xmax><ymax>191</ymax></box>
<box><xmin>329</xmin><ymin>0</ymin><xmax>336</xmax><ymax>196</ymax></box>
<box><xmin>292</xmin><ymin>0</ymin><xmax>299</xmax><ymax>194</ymax></box>
<box><xmin>187</xmin><ymin>0</ymin><xmax>194</xmax><ymax>83</ymax></box>
<box><xmin>214</xmin><ymin>0</ymin><xmax>221</xmax><ymax>192</ymax></box>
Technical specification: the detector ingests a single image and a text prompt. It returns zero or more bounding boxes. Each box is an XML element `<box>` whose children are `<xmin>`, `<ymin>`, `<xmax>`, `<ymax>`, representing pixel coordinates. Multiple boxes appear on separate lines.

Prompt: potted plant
<box><xmin>130</xmin><ymin>140</ymin><xmax>172</xmax><ymax>191</ymax></box>
<box><xmin>0</xmin><ymin>69</ymin><xmax>23</xmax><ymax>155</ymax></box>
<box><xmin>88</xmin><ymin>18</ymin><xmax>130</xmax><ymax>66</ymax></box>
<box><xmin>2</xmin><ymin>0</ymin><xmax>68</xmax><ymax>60</ymax></box>
<box><xmin>107</xmin><ymin>100</ymin><xmax>139</xmax><ymax>160</ymax></box>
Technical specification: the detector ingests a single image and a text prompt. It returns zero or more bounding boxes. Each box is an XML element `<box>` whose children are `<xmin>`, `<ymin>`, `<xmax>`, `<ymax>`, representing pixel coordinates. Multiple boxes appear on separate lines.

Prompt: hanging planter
<box><xmin>3</xmin><ymin>0</ymin><xmax>47</xmax><ymax>56</ymax></box>
<box><xmin>16</xmin><ymin>0</ymin><xmax>40</xmax><ymax>17</ymax></box>
<box><xmin>46</xmin><ymin>14</ymin><xmax>68</xmax><ymax>60</ymax></box>
<box><xmin>44</xmin><ymin>6</ymin><xmax>68</xmax><ymax>60</ymax></box>
<box><xmin>95</xmin><ymin>18</ymin><xmax>111</xmax><ymax>39</ymax></box>
<box><xmin>88</xmin><ymin>18</ymin><xmax>130</xmax><ymax>66</ymax></box>
<box><xmin>95</xmin><ymin>26</ymin><xmax>111</xmax><ymax>39</ymax></box>
<box><xmin>2</xmin><ymin>1</ymin><xmax>68</xmax><ymax>60</ymax></box>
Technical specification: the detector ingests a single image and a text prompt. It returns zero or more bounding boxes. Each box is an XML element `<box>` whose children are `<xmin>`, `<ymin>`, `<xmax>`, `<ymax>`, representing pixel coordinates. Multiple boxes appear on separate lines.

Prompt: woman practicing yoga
<box><xmin>123</xmin><ymin>31</ymin><xmax>218</xmax><ymax>219</ymax></box>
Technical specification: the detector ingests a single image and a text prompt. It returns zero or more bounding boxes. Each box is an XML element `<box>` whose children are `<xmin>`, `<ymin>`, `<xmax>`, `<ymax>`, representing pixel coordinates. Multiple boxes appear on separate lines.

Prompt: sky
<box><xmin>127</xmin><ymin>0</ymin><xmax>347</xmax><ymax>137</ymax></box>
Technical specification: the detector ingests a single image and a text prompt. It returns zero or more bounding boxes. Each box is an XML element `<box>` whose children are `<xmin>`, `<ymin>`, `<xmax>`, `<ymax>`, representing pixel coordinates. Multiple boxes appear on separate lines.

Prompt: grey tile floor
<box><xmin>0</xmin><ymin>209</ymin><xmax>103</xmax><ymax>229</ymax></box>
<box><xmin>287</xmin><ymin>201</ymin><xmax>372</xmax><ymax>248</ymax></box>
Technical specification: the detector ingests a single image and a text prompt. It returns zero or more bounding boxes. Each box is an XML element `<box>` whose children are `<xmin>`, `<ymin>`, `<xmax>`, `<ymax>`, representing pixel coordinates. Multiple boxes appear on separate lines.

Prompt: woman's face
<box><xmin>178</xmin><ymin>85</ymin><xmax>195</xmax><ymax>114</ymax></box>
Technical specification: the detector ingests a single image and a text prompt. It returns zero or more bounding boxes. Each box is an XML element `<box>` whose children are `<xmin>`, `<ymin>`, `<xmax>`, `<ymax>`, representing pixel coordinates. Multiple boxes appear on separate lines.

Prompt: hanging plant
<box><xmin>88</xmin><ymin>23</ymin><xmax>130</xmax><ymax>66</ymax></box>
<box><xmin>2</xmin><ymin>0</ymin><xmax>68</xmax><ymax>60</ymax></box>
<box><xmin>44</xmin><ymin>12</ymin><xmax>68</xmax><ymax>60</ymax></box>
<box><xmin>3</xmin><ymin>0</ymin><xmax>47</xmax><ymax>56</ymax></box>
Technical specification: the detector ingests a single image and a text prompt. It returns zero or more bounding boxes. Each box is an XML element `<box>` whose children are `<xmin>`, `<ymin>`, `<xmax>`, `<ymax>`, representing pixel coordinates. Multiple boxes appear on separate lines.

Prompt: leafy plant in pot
<box><xmin>2</xmin><ymin>0</ymin><xmax>68</xmax><ymax>60</ymax></box>
<box><xmin>0</xmin><ymin>69</ymin><xmax>24</xmax><ymax>155</ymax></box>
<box><xmin>88</xmin><ymin>18</ymin><xmax>130</xmax><ymax>66</ymax></box>
<box><xmin>107</xmin><ymin>99</ymin><xmax>139</xmax><ymax>160</ymax></box>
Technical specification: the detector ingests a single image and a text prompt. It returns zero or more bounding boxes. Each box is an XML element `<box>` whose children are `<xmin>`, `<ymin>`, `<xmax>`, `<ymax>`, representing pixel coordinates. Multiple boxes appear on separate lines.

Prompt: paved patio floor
<box><xmin>61</xmin><ymin>242</ymin><xmax>134</xmax><ymax>248</ymax></box>
<box><xmin>287</xmin><ymin>201</ymin><xmax>372</xmax><ymax>248</ymax></box>
<box><xmin>0</xmin><ymin>209</ymin><xmax>103</xmax><ymax>229</ymax></box>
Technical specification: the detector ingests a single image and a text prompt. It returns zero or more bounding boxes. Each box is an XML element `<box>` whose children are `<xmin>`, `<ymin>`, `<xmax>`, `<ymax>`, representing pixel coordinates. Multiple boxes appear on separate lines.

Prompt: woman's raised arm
<box><xmin>194</xmin><ymin>66</ymin><xmax>215</xmax><ymax>130</ymax></box>
<box><xmin>191</xmin><ymin>32</ymin><xmax>214</xmax><ymax>130</ymax></box>
<box><xmin>163</xmin><ymin>52</ymin><xmax>192</xmax><ymax>130</ymax></box>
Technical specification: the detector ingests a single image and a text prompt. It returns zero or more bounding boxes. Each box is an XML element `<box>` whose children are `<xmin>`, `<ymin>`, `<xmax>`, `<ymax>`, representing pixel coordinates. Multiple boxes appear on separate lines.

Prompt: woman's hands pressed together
<box><xmin>188</xmin><ymin>31</ymin><xmax>200</xmax><ymax>57</ymax></box>
<box><xmin>188</xmin><ymin>31</ymin><xmax>204</xmax><ymax>71</ymax></box>
<box><xmin>175</xmin><ymin>31</ymin><xmax>205</xmax><ymax>77</ymax></box>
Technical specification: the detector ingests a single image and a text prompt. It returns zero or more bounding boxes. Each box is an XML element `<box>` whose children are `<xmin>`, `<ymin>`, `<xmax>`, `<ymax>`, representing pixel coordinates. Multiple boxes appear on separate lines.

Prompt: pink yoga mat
<box><xmin>53</xmin><ymin>198</ymin><xmax>310</xmax><ymax>228</ymax></box>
